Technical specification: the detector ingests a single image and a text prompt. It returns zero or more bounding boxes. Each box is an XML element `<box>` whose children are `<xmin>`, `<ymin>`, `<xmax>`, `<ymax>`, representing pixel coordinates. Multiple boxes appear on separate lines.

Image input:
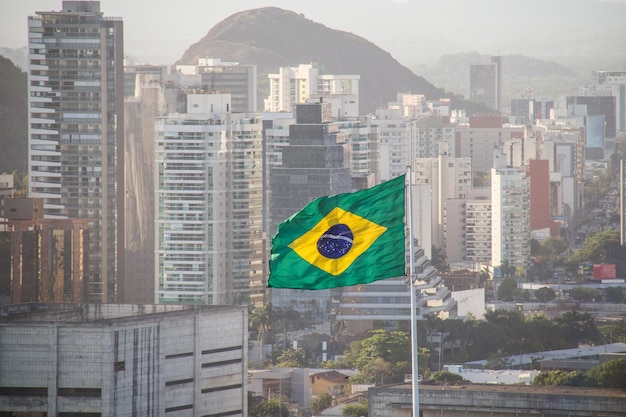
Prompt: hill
<box><xmin>415</xmin><ymin>52</ymin><xmax>584</xmax><ymax>108</ymax></box>
<box><xmin>0</xmin><ymin>56</ymin><xmax>27</xmax><ymax>177</ymax></box>
<box><xmin>176</xmin><ymin>7</ymin><xmax>483</xmax><ymax>115</ymax></box>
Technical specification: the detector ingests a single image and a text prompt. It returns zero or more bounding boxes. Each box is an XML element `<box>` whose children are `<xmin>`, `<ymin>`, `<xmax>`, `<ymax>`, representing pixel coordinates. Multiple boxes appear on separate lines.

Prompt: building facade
<box><xmin>414</xmin><ymin>155</ymin><xmax>472</xmax><ymax>250</ymax></box>
<box><xmin>175</xmin><ymin>58</ymin><xmax>257</xmax><ymax>113</ymax></box>
<box><xmin>469</xmin><ymin>56</ymin><xmax>501</xmax><ymax>112</ymax></box>
<box><xmin>265</xmin><ymin>64</ymin><xmax>359</xmax><ymax>115</ymax></box>
<box><xmin>155</xmin><ymin>94</ymin><xmax>264</xmax><ymax>306</ymax></box>
<box><xmin>27</xmin><ymin>1</ymin><xmax>124</xmax><ymax>303</ymax></box>
<box><xmin>491</xmin><ymin>167</ymin><xmax>531</xmax><ymax>276</ymax></box>
<box><xmin>0</xmin><ymin>198</ymin><xmax>89</xmax><ymax>305</ymax></box>
<box><xmin>0</xmin><ymin>303</ymin><xmax>247</xmax><ymax>417</ymax></box>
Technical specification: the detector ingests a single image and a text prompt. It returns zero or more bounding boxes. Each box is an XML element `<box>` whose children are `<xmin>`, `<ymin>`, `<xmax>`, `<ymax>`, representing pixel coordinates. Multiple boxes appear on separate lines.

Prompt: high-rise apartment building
<box><xmin>464</xmin><ymin>188</ymin><xmax>492</xmax><ymax>264</ymax></box>
<box><xmin>265</xmin><ymin>64</ymin><xmax>359</xmax><ymax>115</ymax></box>
<box><xmin>27</xmin><ymin>1</ymin><xmax>124</xmax><ymax>303</ymax></box>
<box><xmin>268</xmin><ymin>101</ymin><xmax>352</xmax><ymax>318</ymax></box>
<box><xmin>176</xmin><ymin>58</ymin><xmax>257</xmax><ymax>113</ymax></box>
<box><xmin>491</xmin><ymin>167</ymin><xmax>531</xmax><ymax>276</ymax></box>
<box><xmin>456</xmin><ymin>116</ymin><xmax>526</xmax><ymax>173</ymax></box>
<box><xmin>621</xmin><ymin>159</ymin><xmax>626</xmax><ymax>246</ymax></box>
<box><xmin>469</xmin><ymin>56</ymin><xmax>501</xmax><ymax>112</ymax></box>
<box><xmin>155</xmin><ymin>94</ymin><xmax>264</xmax><ymax>306</ymax></box>
<box><xmin>414</xmin><ymin>154</ymin><xmax>472</xmax><ymax>250</ymax></box>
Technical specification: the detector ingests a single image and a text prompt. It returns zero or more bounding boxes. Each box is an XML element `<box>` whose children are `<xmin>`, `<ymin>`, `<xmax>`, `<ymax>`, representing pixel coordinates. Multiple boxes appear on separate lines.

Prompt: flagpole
<box><xmin>406</xmin><ymin>166</ymin><xmax>420</xmax><ymax>417</ymax></box>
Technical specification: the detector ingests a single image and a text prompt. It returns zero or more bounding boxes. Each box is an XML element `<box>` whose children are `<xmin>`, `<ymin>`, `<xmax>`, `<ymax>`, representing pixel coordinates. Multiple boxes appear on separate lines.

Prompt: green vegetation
<box><xmin>566</xmin><ymin>230</ymin><xmax>626</xmax><ymax>277</ymax></box>
<box><xmin>310</xmin><ymin>393</ymin><xmax>332</xmax><ymax>415</ymax></box>
<box><xmin>497</xmin><ymin>278</ymin><xmax>518</xmax><ymax>301</ymax></box>
<box><xmin>430</xmin><ymin>370</ymin><xmax>466</xmax><ymax>384</ymax></box>
<box><xmin>534</xmin><ymin>359</ymin><xmax>626</xmax><ymax>389</ymax></box>
<box><xmin>534</xmin><ymin>287</ymin><xmax>556</xmax><ymax>303</ymax></box>
<box><xmin>249</xmin><ymin>398</ymin><xmax>290</xmax><ymax>417</ymax></box>
<box><xmin>341</xmin><ymin>400</ymin><xmax>368</xmax><ymax>417</ymax></box>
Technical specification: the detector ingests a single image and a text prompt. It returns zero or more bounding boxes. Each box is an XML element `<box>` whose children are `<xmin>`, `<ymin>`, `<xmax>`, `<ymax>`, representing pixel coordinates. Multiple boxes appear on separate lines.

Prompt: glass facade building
<box><xmin>27</xmin><ymin>1</ymin><xmax>124</xmax><ymax>302</ymax></box>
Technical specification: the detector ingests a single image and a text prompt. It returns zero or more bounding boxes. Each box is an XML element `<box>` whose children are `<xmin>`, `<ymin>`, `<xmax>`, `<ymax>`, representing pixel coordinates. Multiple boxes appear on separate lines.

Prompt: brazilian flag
<box><xmin>268</xmin><ymin>175</ymin><xmax>406</xmax><ymax>290</ymax></box>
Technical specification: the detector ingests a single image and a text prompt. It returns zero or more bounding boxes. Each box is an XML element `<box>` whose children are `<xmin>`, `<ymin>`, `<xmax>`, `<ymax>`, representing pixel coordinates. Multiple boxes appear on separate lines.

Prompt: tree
<box><xmin>431</xmin><ymin>245</ymin><xmax>449</xmax><ymax>271</ymax></box>
<box><xmin>430</xmin><ymin>370</ymin><xmax>466</xmax><ymax>383</ymax></box>
<box><xmin>478</xmin><ymin>267</ymin><xmax>491</xmax><ymax>285</ymax></box>
<box><xmin>586</xmin><ymin>359</ymin><xmax>626</xmax><ymax>388</ymax></box>
<box><xmin>251</xmin><ymin>398</ymin><xmax>290</xmax><ymax>417</ymax></box>
<box><xmin>484</xmin><ymin>353</ymin><xmax>513</xmax><ymax>370</ymax></box>
<box><xmin>499</xmin><ymin>259</ymin><xmax>515</xmax><ymax>278</ymax></box>
<box><xmin>533</xmin><ymin>370</ymin><xmax>588</xmax><ymax>387</ymax></box>
<box><xmin>569</xmin><ymin>286</ymin><xmax>601</xmax><ymax>302</ymax></box>
<box><xmin>599</xmin><ymin>324</ymin><xmax>626</xmax><ymax>344</ymax></box>
<box><xmin>497</xmin><ymin>277</ymin><xmax>518</xmax><ymax>301</ymax></box>
<box><xmin>567</xmin><ymin>230</ymin><xmax>626</xmax><ymax>276</ymax></box>
<box><xmin>554</xmin><ymin>311</ymin><xmax>602</xmax><ymax>346</ymax></box>
<box><xmin>249</xmin><ymin>306</ymin><xmax>272</xmax><ymax>366</ymax></box>
<box><xmin>604</xmin><ymin>287</ymin><xmax>624</xmax><ymax>303</ymax></box>
<box><xmin>275</xmin><ymin>348</ymin><xmax>307</xmax><ymax>368</ymax></box>
<box><xmin>310</xmin><ymin>393</ymin><xmax>332</xmax><ymax>415</ymax></box>
<box><xmin>354</xmin><ymin>329</ymin><xmax>410</xmax><ymax>371</ymax></box>
<box><xmin>341</xmin><ymin>400</ymin><xmax>368</xmax><ymax>417</ymax></box>
<box><xmin>535</xmin><ymin>287</ymin><xmax>556</xmax><ymax>302</ymax></box>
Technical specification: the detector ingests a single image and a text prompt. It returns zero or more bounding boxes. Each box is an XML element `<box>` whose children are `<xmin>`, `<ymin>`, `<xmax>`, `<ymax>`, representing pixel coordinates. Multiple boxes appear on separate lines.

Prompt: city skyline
<box><xmin>3</xmin><ymin>0</ymin><xmax>626</xmax><ymax>68</ymax></box>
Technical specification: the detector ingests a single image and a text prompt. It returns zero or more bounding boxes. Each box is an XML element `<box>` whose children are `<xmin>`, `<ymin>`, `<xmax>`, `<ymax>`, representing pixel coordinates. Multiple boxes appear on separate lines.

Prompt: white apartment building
<box><xmin>376</xmin><ymin>94</ymin><xmax>455</xmax><ymax>181</ymax></box>
<box><xmin>336</xmin><ymin>116</ymin><xmax>379</xmax><ymax>186</ymax></box>
<box><xmin>175</xmin><ymin>58</ymin><xmax>257</xmax><ymax>113</ymax></box>
<box><xmin>155</xmin><ymin>94</ymin><xmax>264</xmax><ymax>306</ymax></box>
<box><xmin>0</xmin><ymin>303</ymin><xmax>247</xmax><ymax>417</ymax></box>
<box><xmin>456</xmin><ymin>117</ymin><xmax>526</xmax><ymax>173</ymax></box>
<box><xmin>377</xmin><ymin>117</ymin><xmax>418</xmax><ymax>181</ymax></box>
<box><xmin>464</xmin><ymin>187</ymin><xmax>492</xmax><ymax>264</ymax></box>
<box><xmin>414</xmin><ymin>155</ymin><xmax>472</xmax><ymax>250</ymax></box>
<box><xmin>265</xmin><ymin>63</ymin><xmax>359</xmax><ymax>114</ymax></box>
<box><xmin>491</xmin><ymin>167</ymin><xmax>531</xmax><ymax>276</ymax></box>
<box><xmin>415</xmin><ymin>117</ymin><xmax>456</xmax><ymax>158</ymax></box>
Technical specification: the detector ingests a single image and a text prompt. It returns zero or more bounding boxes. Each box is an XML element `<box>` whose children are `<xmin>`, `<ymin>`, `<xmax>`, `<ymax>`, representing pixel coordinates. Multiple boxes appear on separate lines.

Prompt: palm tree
<box><xmin>478</xmin><ymin>267</ymin><xmax>490</xmax><ymax>286</ymax></box>
<box><xmin>249</xmin><ymin>305</ymin><xmax>272</xmax><ymax>366</ymax></box>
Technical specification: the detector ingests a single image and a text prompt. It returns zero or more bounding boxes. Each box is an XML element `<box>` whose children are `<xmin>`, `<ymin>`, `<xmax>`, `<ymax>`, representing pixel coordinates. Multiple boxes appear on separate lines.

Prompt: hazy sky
<box><xmin>3</xmin><ymin>0</ymin><xmax>626</xmax><ymax>66</ymax></box>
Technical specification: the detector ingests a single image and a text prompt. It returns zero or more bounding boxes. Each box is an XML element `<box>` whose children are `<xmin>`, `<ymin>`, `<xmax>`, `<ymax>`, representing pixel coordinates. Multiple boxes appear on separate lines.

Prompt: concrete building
<box><xmin>491</xmin><ymin>167</ymin><xmax>531</xmax><ymax>276</ymax></box>
<box><xmin>265</xmin><ymin>64</ymin><xmax>359</xmax><ymax>115</ymax></box>
<box><xmin>27</xmin><ymin>1</ymin><xmax>124</xmax><ymax>303</ymax></box>
<box><xmin>0</xmin><ymin>302</ymin><xmax>247</xmax><ymax>417</ymax></box>
<box><xmin>0</xmin><ymin>198</ymin><xmax>89</xmax><ymax>305</ymax></box>
<box><xmin>375</xmin><ymin>97</ymin><xmax>455</xmax><ymax>181</ymax></box>
<box><xmin>376</xmin><ymin>116</ymin><xmax>418</xmax><ymax>181</ymax></box>
<box><xmin>414</xmin><ymin>155</ymin><xmax>472</xmax><ymax>251</ymax></box>
<box><xmin>537</xmin><ymin>121</ymin><xmax>586</xmax><ymax>219</ymax></box>
<box><xmin>155</xmin><ymin>94</ymin><xmax>265</xmax><ymax>306</ymax></box>
<box><xmin>567</xmin><ymin>95</ymin><xmax>616</xmax><ymax>158</ymax></box>
<box><xmin>0</xmin><ymin>174</ymin><xmax>14</xmax><ymax>228</ymax></box>
<box><xmin>370</xmin><ymin>383</ymin><xmax>626</xmax><ymax>417</ymax></box>
<box><xmin>469</xmin><ymin>56</ymin><xmax>501</xmax><ymax>112</ymax></box>
<box><xmin>268</xmin><ymin>101</ymin><xmax>352</xmax><ymax>325</ymax></box>
<box><xmin>464</xmin><ymin>187</ymin><xmax>492</xmax><ymax>264</ymax></box>
<box><xmin>455</xmin><ymin>116</ymin><xmax>526</xmax><ymax>173</ymax></box>
<box><xmin>336</xmin><ymin>116</ymin><xmax>379</xmax><ymax>189</ymax></box>
<box><xmin>527</xmin><ymin>159</ymin><xmax>560</xmax><ymax>238</ymax></box>
<box><xmin>621</xmin><ymin>159</ymin><xmax>626</xmax><ymax>246</ymax></box>
<box><xmin>176</xmin><ymin>58</ymin><xmax>257</xmax><ymax>113</ymax></box>
<box><xmin>269</xmin><ymin>101</ymin><xmax>352</xmax><ymax>235</ymax></box>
